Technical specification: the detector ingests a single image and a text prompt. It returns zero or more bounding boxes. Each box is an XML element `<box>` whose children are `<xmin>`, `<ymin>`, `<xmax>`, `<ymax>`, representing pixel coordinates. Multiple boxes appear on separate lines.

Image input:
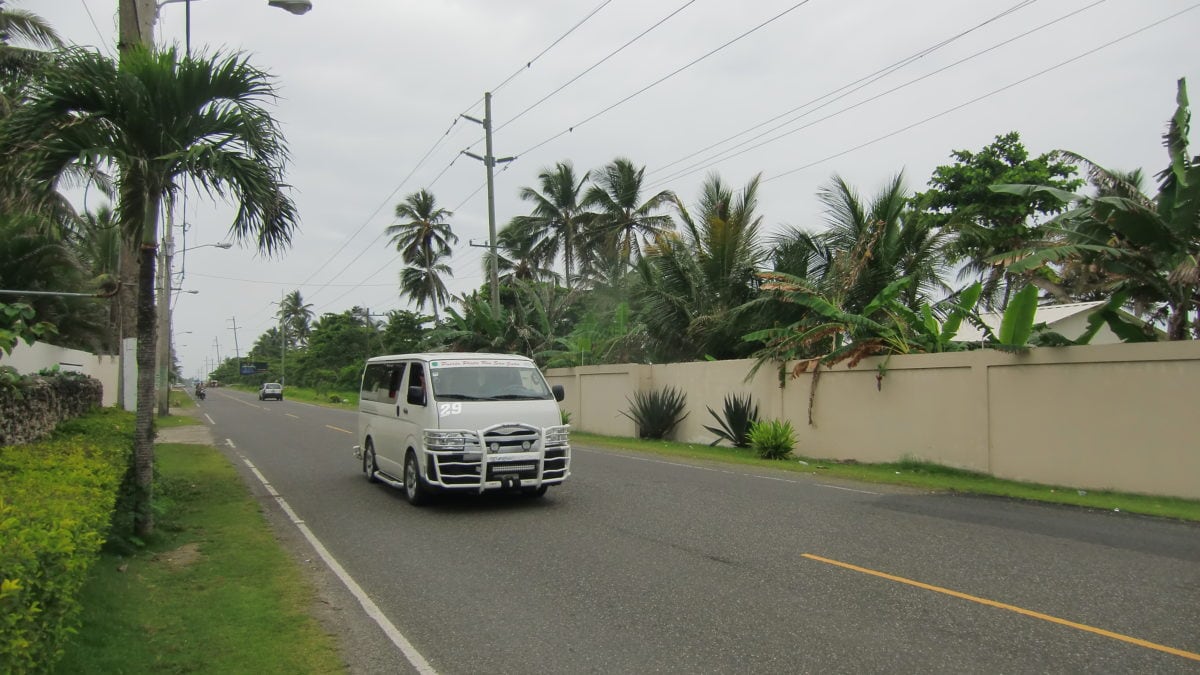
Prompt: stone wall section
<box><xmin>0</xmin><ymin>375</ymin><xmax>104</xmax><ymax>446</ymax></box>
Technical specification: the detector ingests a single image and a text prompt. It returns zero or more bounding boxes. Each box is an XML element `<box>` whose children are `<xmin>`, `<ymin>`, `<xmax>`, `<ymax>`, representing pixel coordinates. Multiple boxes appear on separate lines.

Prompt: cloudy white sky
<box><xmin>31</xmin><ymin>0</ymin><xmax>1200</xmax><ymax>378</ymax></box>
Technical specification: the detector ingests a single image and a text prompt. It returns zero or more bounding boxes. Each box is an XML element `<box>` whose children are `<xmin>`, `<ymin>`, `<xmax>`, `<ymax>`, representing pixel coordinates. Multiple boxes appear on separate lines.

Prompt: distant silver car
<box><xmin>258</xmin><ymin>382</ymin><xmax>284</xmax><ymax>401</ymax></box>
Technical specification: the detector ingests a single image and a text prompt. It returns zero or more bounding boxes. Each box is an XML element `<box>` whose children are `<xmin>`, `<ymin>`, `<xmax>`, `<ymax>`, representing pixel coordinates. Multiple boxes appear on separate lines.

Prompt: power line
<box><xmin>511</xmin><ymin>0</ymin><xmax>818</xmax><ymax>160</ymax></box>
<box><xmin>646</xmin><ymin>0</ymin><xmax>1043</xmax><ymax>180</ymax></box>
<box><xmin>651</xmin><ymin>0</ymin><xmax>1109</xmax><ymax>188</ymax></box>
<box><xmin>294</xmin><ymin>2</ymin><xmax>618</xmax><ymax>310</ymax></box>
<box><xmin>495</xmin><ymin>0</ymin><xmax>702</xmax><ymax>135</ymax></box>
<box><xmin>489</xmin><ymin>0</ymin><xmax>616</xmax><ymax>97</ymax></box>
<box><xmin>80</xmin><ymin>0</ymin><xmax>115</xmax><ymax>58</ymax></box>
<box><xmin>761</xmin><ymin>3</ymin><xmax>1200</xmax><ymax>185</ymax></box>
<box><xmin>186</xmin><ymin>271</ymin><xmax>395</xmax><ymax>287</ymax></box>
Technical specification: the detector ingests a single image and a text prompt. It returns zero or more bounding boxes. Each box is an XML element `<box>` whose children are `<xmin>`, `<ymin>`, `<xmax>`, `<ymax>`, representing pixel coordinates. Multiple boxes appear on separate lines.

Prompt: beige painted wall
<box><xmin>547</xmin><ymin>340</ymin><xmax>1200</xmax><ymax>500</ymax></box>
<box><xmin>8</xmin><ymin>340</ymin><xmax>121</xmax><ymax>407</ymax></box>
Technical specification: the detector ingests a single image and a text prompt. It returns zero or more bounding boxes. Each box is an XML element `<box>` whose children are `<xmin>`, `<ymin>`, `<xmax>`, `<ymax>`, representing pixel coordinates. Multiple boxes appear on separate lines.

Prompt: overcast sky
<box><xmin>32</xmin><ymin>0</ymin><xmax>1200</xmax><ymax>378</ymax></box>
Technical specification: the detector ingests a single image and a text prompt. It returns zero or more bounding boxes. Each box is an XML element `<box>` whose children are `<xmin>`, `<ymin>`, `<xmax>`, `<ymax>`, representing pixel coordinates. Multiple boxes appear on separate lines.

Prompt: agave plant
<box><xmin>703</xmin><ymin>393</ymin><xmax>759</xmax><ymax>447</ymax></box>
<box><xmin>621</xmin><ymin>386</ymin><xmax>688</xmax><ymax>439</ymax></box>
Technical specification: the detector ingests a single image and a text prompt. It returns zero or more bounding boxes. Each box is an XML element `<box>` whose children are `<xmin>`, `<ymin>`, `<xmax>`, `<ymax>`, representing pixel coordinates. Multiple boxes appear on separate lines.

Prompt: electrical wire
<box><xmin>495</xmin><ymin>0</ymin><xmax>702</xmax><ymax>134</ymax></box>
<box><xmin>761</xmin><ymin>3</ymin><xmax>1200</xmax><ymax>185</ymax></box>
<box><xmin>646</xmin><ymin>0</ymin><xmax>1042</xmax><ymax>180</ymax></box>
<box><xmin>650</xmin><ymin>0</ymin><xmax>1109</xmax><ymax>188</ymax></box>
<box><xmin>80</xmin><ymin>0</ymin><xmax>115</xmax><ymax>58</ymax></box>
<box><xmin>506</xmin><ymin>0</ymin><xmax>816</xmax><ymax>158</ymax></box>
<box><xmin>489</xmin><ymin>0</ymin><xmax>616</xmax><ymax>97</ymax></box>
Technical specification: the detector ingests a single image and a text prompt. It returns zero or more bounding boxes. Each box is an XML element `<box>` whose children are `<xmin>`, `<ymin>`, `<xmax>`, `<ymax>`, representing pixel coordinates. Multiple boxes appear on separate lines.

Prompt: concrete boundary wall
<box><xmin>6</xmin><ymin>341</ymin><xmax>120</xmax><ymax>407</ymax></box>
<box><xmin>546</xmin><ymin>341</ymin><xmax>1200</xmax><ymax>500</ymax></box>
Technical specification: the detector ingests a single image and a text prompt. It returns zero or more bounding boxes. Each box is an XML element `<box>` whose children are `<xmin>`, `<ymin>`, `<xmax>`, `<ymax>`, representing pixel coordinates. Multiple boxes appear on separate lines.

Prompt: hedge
<box><xmin>0</xmin><ymin>408</ymin><xmax>133</xmax><ymax>674</ymax></box>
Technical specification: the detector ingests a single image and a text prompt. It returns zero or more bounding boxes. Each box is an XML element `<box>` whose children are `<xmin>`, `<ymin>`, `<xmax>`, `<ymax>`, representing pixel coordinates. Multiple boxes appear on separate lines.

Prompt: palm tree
<box><xmin>276</xmin><ymin>289</ymin><xmax>314</xmax><ymax>347</ymax></box>
<box><xmin>509</xmin><ymin>161</ymin><xmax>592</xmax><ymax>289</ymax></box>
<box><xmin>638</xmin><ymin>172</ymin><xmax>766</xmax><ymax>360</ymax></box>
<box><xmin>772</xmin><ymin>173</ymin><xmax>948</xmax><ymax>315</ymax></box>
<box><xmin>0</xmin><ymin>1</ymin><xmax>62</xmax><ymax>99</ymax></box>
<box><xmin>385</xmin><ymin>189</ymin><xmax>457</xmax><ymax>321</ymax></box>
<box><xmin>487</xmin><ymin>219</ymin><xmax>561</xmax><ymax>286</ymax></box>
<box><xmin>582</xmin><ymin>157</ymin><xmax>675</xmax><ymax>272</ymax></box>
<box><xmin>7</xmin><ymin>46</ymin><xmax>299</xmax><ymax>537</ymax></box>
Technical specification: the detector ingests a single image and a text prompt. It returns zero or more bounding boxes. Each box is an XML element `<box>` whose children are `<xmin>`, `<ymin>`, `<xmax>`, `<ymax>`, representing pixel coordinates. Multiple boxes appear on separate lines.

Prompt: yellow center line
<box><xmin>326</xmin><ymin>425</ymin><xmax>352</xmax><ymax>434</ymax></box>
<box><xmin>801</xmin><ymin>553</ymin><xmax>1200</xmax><ymax>663</ymax></box>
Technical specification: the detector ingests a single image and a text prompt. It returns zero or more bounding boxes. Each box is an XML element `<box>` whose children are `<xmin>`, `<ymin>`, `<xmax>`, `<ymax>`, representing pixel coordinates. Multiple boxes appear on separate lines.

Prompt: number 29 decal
<box><xmin>439</xmin><ymin>402</ymin><xmax>463</xmax><ymax>416</ymax></box>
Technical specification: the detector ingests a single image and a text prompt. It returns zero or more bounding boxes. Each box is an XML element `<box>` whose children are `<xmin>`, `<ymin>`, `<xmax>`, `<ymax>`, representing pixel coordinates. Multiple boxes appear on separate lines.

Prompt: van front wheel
<box><xmin>404</xmin><ymin>451</ymin><xmax>431</xmax><ymax>506</ymax></box>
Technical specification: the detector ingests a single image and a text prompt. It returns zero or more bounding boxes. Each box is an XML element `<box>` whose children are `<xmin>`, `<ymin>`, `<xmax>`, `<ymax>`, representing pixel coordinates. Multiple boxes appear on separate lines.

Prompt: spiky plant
<box><xmin>621</xmin><ymin>386</ymin><xmax>688</xmax><ymax>439</ymax></box>
<box><xmin>703</xmin><ymin>393</ymin><xmax>759</xmax><ymax>447</ymax></box>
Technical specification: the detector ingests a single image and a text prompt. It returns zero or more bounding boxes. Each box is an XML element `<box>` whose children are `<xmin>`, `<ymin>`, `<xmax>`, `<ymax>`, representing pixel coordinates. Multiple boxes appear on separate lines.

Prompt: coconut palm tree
<box><xmin>638</xmin><ymin>172</ymin><xmax>766</xmax><ymax>360</ymax></box>
<box><xmin>772</xmin><ymin>172</ymin><xmax>948</xmax><ymax>315</ymax></box>
<box><xmin>582</xmin><ymin>157</ymin><xmax>675</xmax><ymax>272</ymax></box>
<box><xmin>0</xmin><ymin>0</ymin><xmax>62</xmax><ymax>96</ymax></box>
<box><xmin>509</xmin><ymin>161</ymin><xmax>592</xmax><ymax>289</ymax></box>
<box><xmin>7</xmin><ymin>46</ymin><xmax>299</xmax><ymax>537</ymax></box>
<box><xmin>487</xmin><ymin>219</ymin><xmax>561</xmax><ymax>286</ymax></box>
<box><xmin>276</xmin><ymin>289</ymin><xmax>314</xmax><ymax>347</ymax></box>
<box><xmin>385</xmin><ymin>189</ymin><xmax>457</xmax><ymax>321</ymax></box>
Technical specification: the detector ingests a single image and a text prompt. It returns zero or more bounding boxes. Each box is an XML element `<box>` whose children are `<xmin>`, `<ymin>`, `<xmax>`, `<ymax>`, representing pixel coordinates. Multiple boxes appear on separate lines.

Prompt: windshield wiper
<box><xmin>435</xmin><ymin>393</ymin><xmax>487</xmax><ymax>401</ymax></box>
<box><xmin>487</xmin><ymin>394</ymin><xmax>544</xmax><ymax>400</ymax></box>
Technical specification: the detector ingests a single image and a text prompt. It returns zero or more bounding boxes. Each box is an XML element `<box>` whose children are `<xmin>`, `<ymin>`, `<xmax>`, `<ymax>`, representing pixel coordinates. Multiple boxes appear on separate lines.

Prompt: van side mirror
<box><xmin>408</xmin><ymin>385</ymin><xmax>426</xmax><ymax>406</ymax></box>
<box><xmin>552</xmin><ymin>384</ymin><xmax>565</xmax><ymax>402</ymax></box>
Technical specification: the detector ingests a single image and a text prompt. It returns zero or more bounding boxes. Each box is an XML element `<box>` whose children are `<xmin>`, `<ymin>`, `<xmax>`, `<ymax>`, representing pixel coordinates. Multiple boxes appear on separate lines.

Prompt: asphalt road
<box><xmin>194</xmin><ymin>387</ymin><xmax>1200</xmax><ymax>674</ymax></box>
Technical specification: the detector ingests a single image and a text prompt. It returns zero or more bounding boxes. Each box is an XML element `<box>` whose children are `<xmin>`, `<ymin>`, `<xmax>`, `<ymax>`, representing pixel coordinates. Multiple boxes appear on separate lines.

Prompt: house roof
<box><xmin>954</xmin><ymin>301</ymin><xmax>1107</xmax><ymax>342</ymax></box>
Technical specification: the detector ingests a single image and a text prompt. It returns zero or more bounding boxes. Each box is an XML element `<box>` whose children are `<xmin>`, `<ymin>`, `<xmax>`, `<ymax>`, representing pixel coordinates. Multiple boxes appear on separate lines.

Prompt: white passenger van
<box><xmin>354</xmin><ymin>353</ymin><xmax>570</xmax><ymax>505</ymax></box>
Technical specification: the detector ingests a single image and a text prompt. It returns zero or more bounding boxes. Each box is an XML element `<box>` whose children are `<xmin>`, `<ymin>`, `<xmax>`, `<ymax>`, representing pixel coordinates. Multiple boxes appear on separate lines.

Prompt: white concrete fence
<box><xmin>546</xmin><ymin>340</ymin><xmax>1200</xmax><ymax>500</ymax></box>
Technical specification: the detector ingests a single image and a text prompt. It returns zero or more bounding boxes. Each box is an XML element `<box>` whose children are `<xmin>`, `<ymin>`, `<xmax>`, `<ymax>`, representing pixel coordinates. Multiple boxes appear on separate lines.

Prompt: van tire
<box><xmin>404</xmin><ymin>451</ymin><xmax>430</xmax><ymax>506</ymax></box>
<box><xmin>363</xmin><ymin>440</ymin><xmax>379</xmax><ymax>483</ymax></box>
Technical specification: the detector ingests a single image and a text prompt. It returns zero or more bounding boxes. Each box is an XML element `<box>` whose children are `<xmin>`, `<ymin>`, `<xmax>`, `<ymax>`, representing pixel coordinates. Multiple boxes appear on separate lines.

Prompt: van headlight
<box><xmin>544</xmin><ymin>427</ymin><xmax>569</xmax><ymax>448</ymax></box>
<box><xmin>425</xmin><ymin>431</ymin><xmax>473</xmax><ymax>451</ymax></box>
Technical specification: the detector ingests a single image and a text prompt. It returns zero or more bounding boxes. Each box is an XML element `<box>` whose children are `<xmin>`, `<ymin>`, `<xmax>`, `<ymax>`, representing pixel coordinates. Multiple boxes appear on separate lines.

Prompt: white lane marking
<box><xmin>285</xmin><ymin>413</ymin><xmax>300</xmax><ymax>419</ymax></box>
<box><xmin>225</xmin><ymin>438</ymin><xmax>237</xmax><ymax>449</ymax></box>
<box><xmin>326</xmin><ymin>425</ymin><xmax>353</xmax><ymax>434</ymax></box>
<box><xmin>204</xmin><ymin>413</ymin><xmax>215</xmax><ymax>424</ymax></box>
<box><xmin>233</xmin><ymin>454</ymin><xmax>435</xmax><ymax>674</ymax></box>
<box><xmin>576</xmin><ymin>447</ymin><xmax>882</xmax><ymax>495</ymax></box>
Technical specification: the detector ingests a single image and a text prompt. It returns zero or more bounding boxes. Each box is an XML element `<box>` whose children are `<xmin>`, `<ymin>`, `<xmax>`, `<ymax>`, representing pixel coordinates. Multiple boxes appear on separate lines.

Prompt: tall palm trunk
<box><xmin>133</xmin><ymin>239</ymin><xmax>157</xmax><ymax>537</ymax></box>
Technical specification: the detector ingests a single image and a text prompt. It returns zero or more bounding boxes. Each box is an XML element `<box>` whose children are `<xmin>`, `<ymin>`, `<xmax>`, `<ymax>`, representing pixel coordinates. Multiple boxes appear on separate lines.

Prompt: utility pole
<box><xmin>118</xmin><ymin>0</ymin><xmax>156</xmax><ymax>53</ymax></box>
<box><xmin>461</xmin><ymin>92</ymin><xmax>514</xmax><ymax>315</ymax></box>
<box><xmin>155</xmin><ymin>197</ymin><xmax>176</xmax><ymax>416</ymax></box>
<box><xmin>228</xmin><ymin>316</ymin><xmax>242</xmax><ymax>374</ymax></box>
<box><xmin>213</xmin><ymin>336</ymin><xmax>222</xmax><ymax>365</ymax></box>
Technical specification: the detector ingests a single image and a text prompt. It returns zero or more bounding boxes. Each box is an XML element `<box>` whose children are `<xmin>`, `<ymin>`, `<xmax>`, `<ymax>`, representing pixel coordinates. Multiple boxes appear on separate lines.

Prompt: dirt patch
<box><xmin>154</xmin><ymin>542</ymin><xmax>203</xmax><ymax>571</ymax></box>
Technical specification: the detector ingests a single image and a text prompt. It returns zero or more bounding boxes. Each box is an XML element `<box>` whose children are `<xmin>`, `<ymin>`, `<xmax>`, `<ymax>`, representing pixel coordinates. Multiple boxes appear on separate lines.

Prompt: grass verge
<box><xmin>55</xmin><ymin>442</ymin><xmax>345</xmax><ymax>674</ymax></box>
<box><xmin>229</xmin><ymin>384</ymin><xmax>358</xmax><ymax>410</ymax></box>
<box><xmin>572</xmin><ymin>432</ymin><xmax>1200</xmax><ymax>523</ymax></box>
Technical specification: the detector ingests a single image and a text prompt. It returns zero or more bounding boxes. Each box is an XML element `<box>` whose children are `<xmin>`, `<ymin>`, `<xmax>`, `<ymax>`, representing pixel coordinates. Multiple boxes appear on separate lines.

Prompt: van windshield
<box><xmin>429</xmin><ymin>365</ymin><xmax>552</xmax><ymax>401</ymax></box>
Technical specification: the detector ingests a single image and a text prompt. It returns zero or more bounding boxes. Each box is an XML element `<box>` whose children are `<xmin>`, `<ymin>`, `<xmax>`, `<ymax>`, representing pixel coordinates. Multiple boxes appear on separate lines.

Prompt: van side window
<box><xmin>360</xmin><ymin>363</ymin><xmax>387</xmax><ymax>402</ymax></box>
<box><xmin>385</xmin><ymin>365</ymin><xmax>402</xmax><ymax>404</ymax></box>
<box><xmin>407</xmin><ymin>363</ymin><xmax>427</xmax><ymax>406</ymax></box>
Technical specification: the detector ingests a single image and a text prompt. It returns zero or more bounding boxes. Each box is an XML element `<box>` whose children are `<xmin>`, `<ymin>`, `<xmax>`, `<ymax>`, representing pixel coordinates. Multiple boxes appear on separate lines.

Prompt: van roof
<box><xmin>364</xmin><ymin>352</ymin><xmax>535</xmax><ymax>365</ymax></box>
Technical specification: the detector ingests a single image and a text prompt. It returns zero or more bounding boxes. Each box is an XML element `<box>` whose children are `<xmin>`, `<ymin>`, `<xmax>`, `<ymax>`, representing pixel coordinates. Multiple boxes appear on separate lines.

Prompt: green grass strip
<box><xmin>572</xmin><ymin>432</ymin><xmax>1200</xmax><ymax>522</ymax></box>
<box><xmin>55</xmin><ymin>443</ymin><xmax>345</xmax><ymax>674</ymax></box>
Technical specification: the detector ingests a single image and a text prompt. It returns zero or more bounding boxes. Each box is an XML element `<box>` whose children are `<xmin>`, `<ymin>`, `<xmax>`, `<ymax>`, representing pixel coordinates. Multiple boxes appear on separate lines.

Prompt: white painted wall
<box><xmin>6</xmin><ymin>340</ymin><xmax>125</xmax><ymax>407</ymax></box>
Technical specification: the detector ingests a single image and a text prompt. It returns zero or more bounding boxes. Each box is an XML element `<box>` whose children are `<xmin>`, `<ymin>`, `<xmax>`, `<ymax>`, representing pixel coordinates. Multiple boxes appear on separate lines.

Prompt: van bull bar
<box><xmin>422</xmin><ymin>423</ymin><xmax>571</xmax><ymax>491</ymax></box>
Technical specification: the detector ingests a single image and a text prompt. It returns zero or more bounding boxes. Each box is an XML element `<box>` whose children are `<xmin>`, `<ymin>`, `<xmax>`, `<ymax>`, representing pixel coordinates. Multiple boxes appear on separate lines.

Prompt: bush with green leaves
<box><xmin>703</xmin><ymin>393</ymin><xmax>759</xmax><ymax>447</ymax></box>
<box><xmin>748</xmin><ymin>419</ymin><xmax>796</xmax><ymax>459</ymax></box>
<box><xmin>0</xmin><ymin>408</ymin><xmax>133</xmax><ymax>673</ymax></box>
<box><xmin>621</xmin><ymin>386</ymin><xmax>689</xmax><ymax>439</ymax></box>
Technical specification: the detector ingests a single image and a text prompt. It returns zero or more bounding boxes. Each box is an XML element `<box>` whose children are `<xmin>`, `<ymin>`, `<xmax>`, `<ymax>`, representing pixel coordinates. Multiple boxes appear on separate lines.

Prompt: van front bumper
<box><xmin>422</xmin><ymin>424</ymin><xmax>571</xmax><ymax>491</ymax></box>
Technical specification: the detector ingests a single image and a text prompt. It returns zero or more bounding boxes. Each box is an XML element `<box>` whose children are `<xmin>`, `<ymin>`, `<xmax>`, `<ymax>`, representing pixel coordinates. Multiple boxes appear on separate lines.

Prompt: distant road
<box><xmin>196</xmin><ymin>387</ymin><xmax>1200</xmax><ymax>674</ymax></box>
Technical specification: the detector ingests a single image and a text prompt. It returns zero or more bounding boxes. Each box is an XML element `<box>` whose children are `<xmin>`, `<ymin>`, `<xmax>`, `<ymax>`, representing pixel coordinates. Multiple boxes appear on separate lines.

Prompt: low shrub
<box><xmin>621</xmin><ymin>386</ymin><xmax>689</xmax><ymax>439</ymax></box>
<box><xmin>748</xmin><ymin>419</ymin><xmax>796</xmax><ymax>459</ymax></box>
<box><xmin>703</xmin><ymin>393</ymin><xmax>759</xmax><ymax>448</ymax></box>
<box><xmin>0</xmin><ymin>408</ymin><xmax>133</xmax><ymax>673</ymax></box>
